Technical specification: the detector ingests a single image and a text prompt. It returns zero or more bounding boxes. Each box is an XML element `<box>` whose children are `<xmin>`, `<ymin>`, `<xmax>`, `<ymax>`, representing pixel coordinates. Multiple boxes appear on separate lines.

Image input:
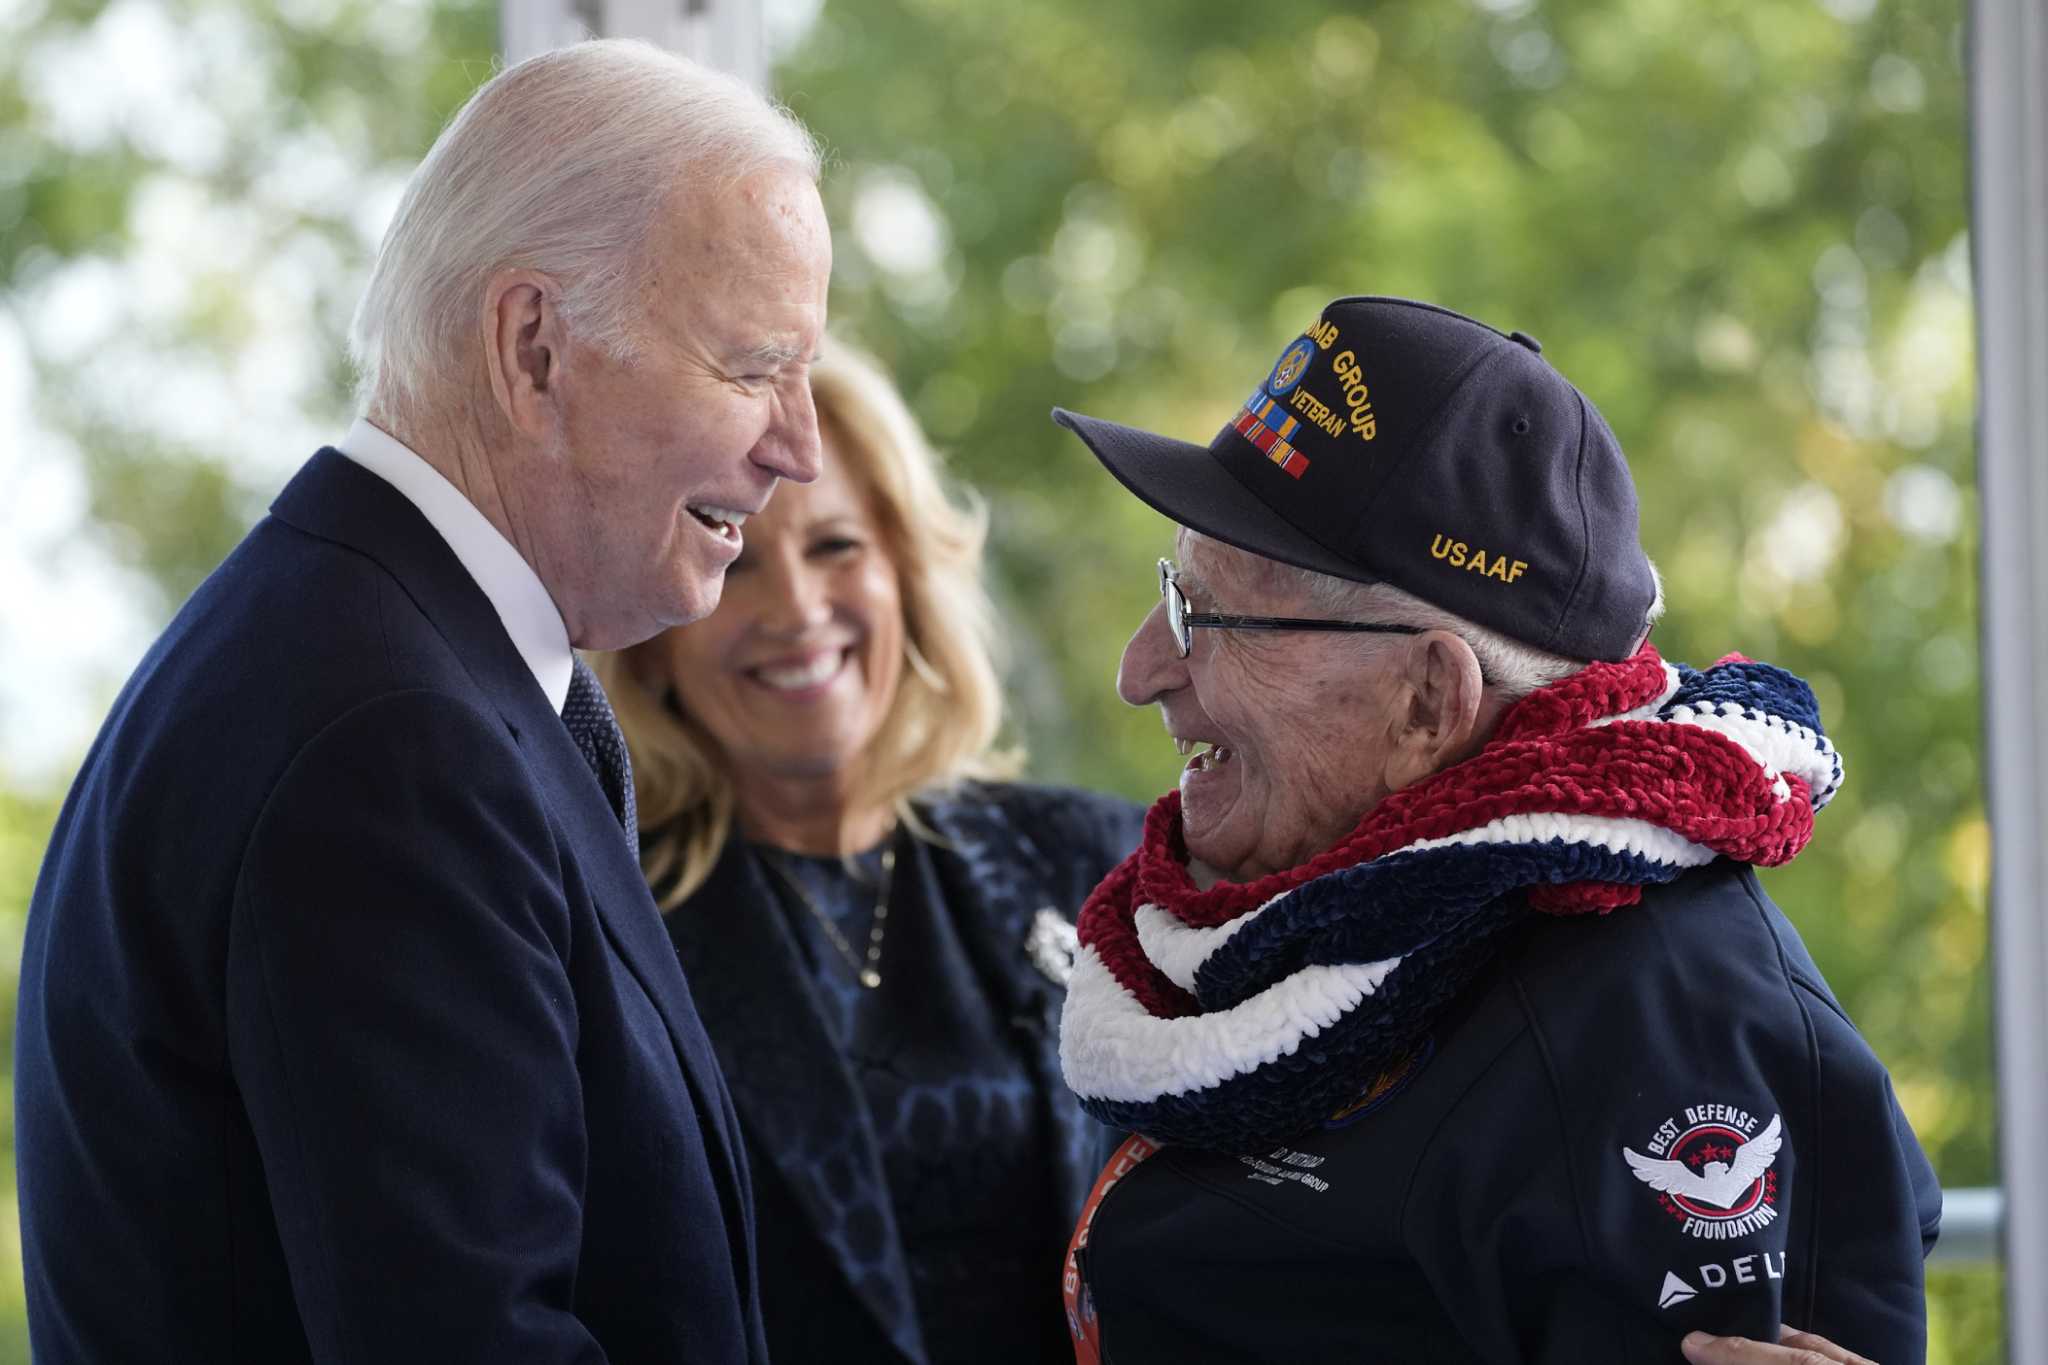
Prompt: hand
<box><xmin>1682</xmin><ymin>1326</ymin><xmax>1877</xmax><ymax>1365</ymax></box>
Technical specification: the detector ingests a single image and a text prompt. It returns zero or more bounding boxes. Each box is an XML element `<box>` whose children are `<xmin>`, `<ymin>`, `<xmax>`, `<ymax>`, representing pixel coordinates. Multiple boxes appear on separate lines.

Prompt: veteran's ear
<box><xmin>482</xmin><ymin>268</ymin><xmax>564</xmax><ymax>437</ymax></box>
<box><xmin>1385</xmin><ymin>631</ymin><xmax>1489</xmax><ymax>792</ymax></box>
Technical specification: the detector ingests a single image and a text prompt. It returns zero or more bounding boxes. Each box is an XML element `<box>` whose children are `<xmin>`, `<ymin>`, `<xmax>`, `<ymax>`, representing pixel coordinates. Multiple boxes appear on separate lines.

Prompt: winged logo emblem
<box><xmin>1624</xmin><ymin>1114</ymin><xmax>1783</xmax><ymax>1210</ymax></box>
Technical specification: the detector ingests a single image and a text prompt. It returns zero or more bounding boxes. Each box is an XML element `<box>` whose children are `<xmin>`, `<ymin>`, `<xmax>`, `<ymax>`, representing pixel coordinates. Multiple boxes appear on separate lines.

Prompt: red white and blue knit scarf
<box><xmin>1059</xmin><ymin>644</ymin><xmax>1842</xmax><ymax>1155</ymax></box>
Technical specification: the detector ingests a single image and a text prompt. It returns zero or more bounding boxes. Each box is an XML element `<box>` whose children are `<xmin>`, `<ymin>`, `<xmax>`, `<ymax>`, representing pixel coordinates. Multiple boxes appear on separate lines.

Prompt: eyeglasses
<box><xmin>1155</xmin><ymin>558</ymin><xmax>1424</xmax><ymax>659</ymax></box>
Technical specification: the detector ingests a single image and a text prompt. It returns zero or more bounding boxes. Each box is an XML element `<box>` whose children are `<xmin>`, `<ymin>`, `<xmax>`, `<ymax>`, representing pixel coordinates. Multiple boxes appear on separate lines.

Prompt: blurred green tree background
<box><xmin>0</xmin><ymin>0</ymin><xmax>1996</xmax><ymax>1359</ymax></box>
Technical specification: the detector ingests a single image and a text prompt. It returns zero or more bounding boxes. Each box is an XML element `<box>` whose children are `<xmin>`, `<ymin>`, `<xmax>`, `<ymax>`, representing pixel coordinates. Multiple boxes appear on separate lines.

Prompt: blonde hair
<box><xmin>594</xmin><ymin>339</ymin><xmax>1021</xmax><ymax>906</ymax></box>
<box><xmin>348</xmin><ymin>39</ymin><xmax>821</xmax><ymax>418</ymax></box>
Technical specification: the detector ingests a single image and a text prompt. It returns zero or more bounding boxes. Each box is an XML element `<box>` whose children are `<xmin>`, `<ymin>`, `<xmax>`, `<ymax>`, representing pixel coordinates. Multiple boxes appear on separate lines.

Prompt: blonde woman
<box><xmin>598</xmin><ymin>340</ymin><xmax>1142</xmax><ymax>1365</ymax></box>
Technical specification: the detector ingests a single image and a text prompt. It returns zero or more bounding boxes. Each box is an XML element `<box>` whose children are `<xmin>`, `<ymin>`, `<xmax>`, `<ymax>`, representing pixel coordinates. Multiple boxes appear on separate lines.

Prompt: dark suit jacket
<box><xmin>666</xmin><ymin>783</ymin><xmax>1145</xmax><ymax>1364</ymax></box>
<box><xmin>16</xmin><ymin>449</ymin><xmax>768</xmax><ymax>1364</ymax></box>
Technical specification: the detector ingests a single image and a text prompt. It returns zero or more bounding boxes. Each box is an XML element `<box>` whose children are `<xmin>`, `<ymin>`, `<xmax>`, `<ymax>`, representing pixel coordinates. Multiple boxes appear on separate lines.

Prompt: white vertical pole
<box><xmin>1972</xmin><ymin>0</ymin><xmax>2048</xmax><ymax>1359</ymax></box>
<box><xmin>499</xmin><ymin>0</ymin><xmax>767</xmax><ymax>89</ymax></box>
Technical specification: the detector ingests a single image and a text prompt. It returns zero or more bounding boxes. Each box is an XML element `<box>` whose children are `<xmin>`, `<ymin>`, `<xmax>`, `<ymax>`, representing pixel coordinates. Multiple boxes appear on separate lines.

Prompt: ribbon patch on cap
<box><xmin>1231</xmin><ymin>320</ymin><xmax>1389</xmax><ymax>479</ymax></box>
<box><xmin>1232</xmin><ymin>333</ymin><xmax>1320</xmax><ymax>479</ymax></box>
<box><xmin>1230</xmin><ymin>393</ymin><xmax>1309</xmax><ymax>479</ymax></box>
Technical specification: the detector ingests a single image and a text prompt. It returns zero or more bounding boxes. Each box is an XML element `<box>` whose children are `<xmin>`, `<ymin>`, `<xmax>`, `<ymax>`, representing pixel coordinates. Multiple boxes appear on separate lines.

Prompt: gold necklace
<box><xmin>759</xmin><ymin>837</ymin><xmax>895</xmax><ymax>990</ymax></box>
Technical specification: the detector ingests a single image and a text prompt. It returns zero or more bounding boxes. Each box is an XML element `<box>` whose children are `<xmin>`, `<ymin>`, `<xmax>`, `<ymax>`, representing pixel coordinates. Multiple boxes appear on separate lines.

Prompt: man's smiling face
<box><xmin>537</xmin><ymin>165</ymin><xmax>833</xmax><ymax>649</ymax></box>
<box><xmin>1116</xmin><ymin>530</ymin><xmax>1416</xmax><ymax>883</ymax></box>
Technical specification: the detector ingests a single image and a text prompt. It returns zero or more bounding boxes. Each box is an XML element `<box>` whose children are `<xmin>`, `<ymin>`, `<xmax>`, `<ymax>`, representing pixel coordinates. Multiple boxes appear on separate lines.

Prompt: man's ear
<box><xmin>1384</xmin><ymin>631</ymin><xmax>1488</xmax><ymax>792</ymax></box>
<box><xmin>482</xmin><ymin>269</ymin><xmax>564</xmax><ymax>437</ymax></box>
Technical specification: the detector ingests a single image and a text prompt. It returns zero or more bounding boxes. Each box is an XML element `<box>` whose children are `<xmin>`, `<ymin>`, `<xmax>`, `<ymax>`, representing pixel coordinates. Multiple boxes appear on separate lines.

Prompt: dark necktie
<box><xmin>562</xmin><ymin>656</ymin><xmax>638</xmax><ymax>844</ymax></box>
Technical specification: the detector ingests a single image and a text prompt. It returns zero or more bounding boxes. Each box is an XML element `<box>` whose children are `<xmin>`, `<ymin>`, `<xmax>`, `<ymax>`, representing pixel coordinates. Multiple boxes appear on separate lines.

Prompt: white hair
<box><xmin>1246</xmin><ymin>553</ymin><xmax>1666</xmax><ymax>701</ymax></box>
<box><xmin>348</xmin><ymin>39</ymin><xmax>823</xmax><ymax>417</ymax></box>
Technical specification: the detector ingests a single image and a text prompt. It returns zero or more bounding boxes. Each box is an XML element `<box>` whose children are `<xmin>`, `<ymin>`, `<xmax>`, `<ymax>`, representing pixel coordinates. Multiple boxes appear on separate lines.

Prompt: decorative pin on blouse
<box><xmin>1026</xmin><ymin>907</ymin><xmax>1081</xmax><ymax>988</ymax></box>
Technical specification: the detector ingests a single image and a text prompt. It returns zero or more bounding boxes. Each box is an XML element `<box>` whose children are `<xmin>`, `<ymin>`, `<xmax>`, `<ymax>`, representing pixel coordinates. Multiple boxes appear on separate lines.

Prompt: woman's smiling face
<box><xmin>643</xmin><ymin>425</ymin><xmax>906</xmax><ymax>790</ymax></box>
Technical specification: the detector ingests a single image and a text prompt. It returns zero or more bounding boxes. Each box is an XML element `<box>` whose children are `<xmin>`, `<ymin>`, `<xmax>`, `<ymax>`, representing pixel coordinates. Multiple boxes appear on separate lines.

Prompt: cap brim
<box><xmin>1050</xmin><ymin>407</ymin><xmax>1366</xmax><ymax>583</ymax></box>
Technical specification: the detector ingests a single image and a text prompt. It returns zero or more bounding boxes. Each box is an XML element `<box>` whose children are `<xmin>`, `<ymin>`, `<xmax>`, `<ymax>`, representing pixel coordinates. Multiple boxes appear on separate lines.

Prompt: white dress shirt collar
<box><xmin>336</xmin><ymin>418</ymin><xmax>575</xmax><ymax>714</ymax></box>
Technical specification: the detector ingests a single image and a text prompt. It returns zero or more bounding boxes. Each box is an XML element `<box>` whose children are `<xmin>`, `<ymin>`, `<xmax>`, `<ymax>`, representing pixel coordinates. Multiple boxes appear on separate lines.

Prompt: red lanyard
<box><xmin>1062</xmin><ymin>1133</ymin><xmax>1159</xmax><ymax>1365</ymax></box>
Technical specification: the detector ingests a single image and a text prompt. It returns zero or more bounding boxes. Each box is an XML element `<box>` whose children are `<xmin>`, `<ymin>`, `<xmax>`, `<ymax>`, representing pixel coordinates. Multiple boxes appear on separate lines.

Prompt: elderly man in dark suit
<box><xmin>16</xmin><ymin>39</ymin><xmax>828</xmax><ymax>1363</ymax></box>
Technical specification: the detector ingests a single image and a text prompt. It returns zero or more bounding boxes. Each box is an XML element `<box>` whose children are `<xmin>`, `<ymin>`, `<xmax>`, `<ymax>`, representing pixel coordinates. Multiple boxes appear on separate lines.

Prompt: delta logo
<box><xmin>1656</xmin><ymin>1252</ymin><xmax>1791</xmax><ymax>1311</ymax></box>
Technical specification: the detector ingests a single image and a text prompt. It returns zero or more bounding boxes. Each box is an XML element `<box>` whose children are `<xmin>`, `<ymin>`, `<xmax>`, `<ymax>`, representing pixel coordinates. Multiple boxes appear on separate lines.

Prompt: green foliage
<box><xmin>1929</xmin><ymin>1265</ymin><xmax>2006</xmax><ymax>1365</ymax></box>
<box><xmin>1</xmin><ymin>0</ymin><xmax>500</xmax><ymax>606</ymax></box>
<box><xmin>0</xmin><ymin>786</ymin><xmax>60</xmax><ymax>1364</ymax></box>
<box><xmin>0</xmin><ymin>0</ymin><xmax>1996</xmax><ymax>1358</ymax></box>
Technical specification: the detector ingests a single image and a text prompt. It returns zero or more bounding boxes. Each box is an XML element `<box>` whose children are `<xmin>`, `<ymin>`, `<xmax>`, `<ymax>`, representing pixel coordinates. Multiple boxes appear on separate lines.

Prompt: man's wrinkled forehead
<box><xmin>1176</xmin><ymin>528</ymin><xmax>1269</xmax><ymax>601</ymax></box>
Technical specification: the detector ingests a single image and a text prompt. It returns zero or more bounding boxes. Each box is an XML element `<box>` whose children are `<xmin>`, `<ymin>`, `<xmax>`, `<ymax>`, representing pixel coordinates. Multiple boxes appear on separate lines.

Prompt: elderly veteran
<box><xmin>1049</xmin><ymin>297</ymin><xmax>1940</xmax><ymax>1364</ymax></box>
<box><xmin>18</xmin><ymin>41</ymin><xmax>825</xmax><ymax>1363</ymax></box>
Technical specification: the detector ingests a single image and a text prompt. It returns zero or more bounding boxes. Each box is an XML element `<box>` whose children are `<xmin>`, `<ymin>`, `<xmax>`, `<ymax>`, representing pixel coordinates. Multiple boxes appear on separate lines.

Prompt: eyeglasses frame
<box><xmin>1155</xmin><ymin>557</ymin><xmax>1425</xmax><ymax>660</ymax></box>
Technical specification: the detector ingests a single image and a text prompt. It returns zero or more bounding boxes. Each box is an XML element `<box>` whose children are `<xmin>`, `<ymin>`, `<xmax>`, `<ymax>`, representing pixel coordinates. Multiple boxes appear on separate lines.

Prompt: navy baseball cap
<box><xmin>1052</xmin><ymin>296</ymin><xmax>1657</xmax><ymax>662</ymax></box>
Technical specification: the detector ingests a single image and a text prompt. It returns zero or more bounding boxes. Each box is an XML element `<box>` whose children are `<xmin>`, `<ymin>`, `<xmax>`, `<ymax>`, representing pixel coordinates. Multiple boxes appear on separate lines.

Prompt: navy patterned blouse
<box><xmin>757</xmin><ymin>833</ymin><xmax>1066</xmax><ymax>1364</ymax></box>
<box><xmin>660</xmin><ymin>784</ymin><xmax>1146</xmax><ymax>1365</ymax></box>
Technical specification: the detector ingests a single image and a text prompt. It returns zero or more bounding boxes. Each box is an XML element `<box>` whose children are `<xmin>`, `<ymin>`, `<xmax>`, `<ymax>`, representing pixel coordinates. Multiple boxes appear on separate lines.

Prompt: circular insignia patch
<box><xmin>1622</xmin><ymin>1104</ymin><xmax>1785</xmax><ymax>1240</ymax></box>
<box><xmin>1268</xmin><ymin>338</ymin><xmax>1316</xmax><ymax>396</ymax></box>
